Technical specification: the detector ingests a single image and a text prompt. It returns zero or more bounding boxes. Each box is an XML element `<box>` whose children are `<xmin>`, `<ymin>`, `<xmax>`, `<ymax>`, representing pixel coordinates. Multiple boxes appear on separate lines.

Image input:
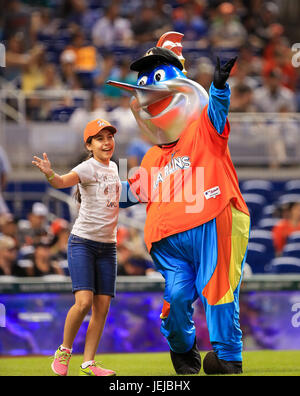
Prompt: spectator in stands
<box><xmin>154</xmin><ymin>0</ymin><xmax>173</xmax><ymax>35</ymax></box>
<box><xmin>228</xmin><ymin>59</ymin><xmax>259</xmax><ymax>90</ymax></box>
<box><xmin>21</xmin><ymin>44</ymin><xmax>47</xmax><ymax>93</ymax></box>
<box><xmin>237</xmin><ymin>44</ymin><xmax>263</xmax><ymax>79</ymax></box>
<box><xmin>108</xmin><ymin>93</ymin><xmax>140</xmax><ymax>142</ymax></box>
<box><xmin>209</xmin><ymin>2</ymin><xmax>247</xmax><ymax>49</ymax></box>
<box><xmin>30</xmin><ymin>8</ymin><xmax>59</xmax><ymax>44</ymax></box>
<box><xmin>98</xmin><ymin>57</ymin><xmax>136</xmax><ymax>104</ymax></box>
<box><xmin>36</xmin><ymin>63</ymin><xmax>63</xmax><ymax>90</ymax></box>
<box><xmin>172</xmin><ymin>1</ymin><xmax>208</xmax><ymax>45</ymax></box>
<box><xmin>26</xmin><ymin>63</ymin><xmax>64</xmax><ymax>120</ymax></box>
<box><xmin>253</xmin><ymin>69</ymin><xmax>297</xmax><ymax>113</ymax></box>
<box><xmin>230</xmin><ymin>83</ymin><xmax>256</xmax><ymax>112</ymax></box>
<box><xmin>0</xmin><ymin>235</ymin><xmax>26</xmax><ymax>276</ymax></box>
<box><xmin>243</xmin><ymin>1</ymin><xmax>280</xmax><ymax>51</ymax></box>
<box><xmin>49</xmin><ymin>218</ymin><xmax>70</xmax><ymax>275</ymax></box>
<box><xmin>193</xmin><ymin>58</ymin><xmax>214</xmax><ymax>92</ymax></box>
<box><xmin>263</xmin><ymin>23</ymin><xmax>285</xmax><ymax>61</ymax></box>
<box><xmin>3</xmin><ymin>33</ymin><xmax>43</xmax><ymax>84</ymax></box>
<box><xmin>132</xmin><ymin>6</ymin><xmax>168</xmax><ymax>45</ymax></box>
<box><xmin>263</xmin><ymin>36</ymin><xmax>298</xmax><ymax>92</ymax></box>
<box><xmin>117</xmin><ymin>252</ymin><xmax>155</xmax><ymax>276</ymax></box>
<box><xmin>93</xmin><ymin>51</ymin><xmax>117</xmax><ymax>94</ymax></box>
<box><xmin>272</xmin><ymin>201</ymin><xmax>300</xmax><ymax>255</ymax></box>
<box><xmin>91</xmin><ymin>3</ymin><xmax>133</xmax><ymax>48</ymax></box>
<box><xmin>0</xmin><ymin>213</ymin><xmax>19</xmax><ymax>247</ymax></box>
<box><xmin>26</xmin><ymin>241</ymin><xmax>64</xmax><ymax>276</ymax></box>
<box><xmin>69</xmin><ymin>92</ymin><xmax>109</xmax><ymax>156</ymax></box>
<box><xmin>2</xmin><ymin>0</ymin><xmax>31</xmax><ymax>45</ymax></box>
<box><xmin>60</xmin><ymin>49</ymin><xmax>82</xmax><ymax>90</ymax></box>
<box><xmin>60</xmin><ymin>28</ymin><xmax>98</xmax><ymax>89</ymax></box>
<box><xmin>0</xmin><ymin>146</ymin><xmax>11</xmax><ymax>215</ymax></box>
<box><xmin>60</xmin><ymin>0</ymin><xmax>100</xmax><ymax>37</ymax></box>
<box><xmin>126</xmin><ymin>134</ymin><xmax>153</xmax><ymax>170</ymax></box>
<box><xmin>18</xmin><ymin>202</ymin><xmax>49</xmax><ymax>247</ymax></box>
<box><xmin>117</xmin><ymin>228</ymin><xmax>155</xmax><ymax>276</ymax></box>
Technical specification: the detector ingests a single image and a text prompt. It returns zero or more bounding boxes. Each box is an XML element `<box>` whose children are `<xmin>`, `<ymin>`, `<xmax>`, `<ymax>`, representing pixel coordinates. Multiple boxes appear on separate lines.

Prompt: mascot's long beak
<box><xmin>107</xmin><ymin>78</ymin><xmax>206</xmax><ymax>111</ymax></box>
<box><xmin>106</xmin><ymin>80</ymin><xmax>172</xmax><ymax>108</ymax></box>
<box><xmin>106</xmin><ymin>78</ymin><xmax>208</xmax><ymax>144</ymax></box>
<box><xmin>106</xmin><ymin>80</ymin><xmax>140</xmax><ymax>92</ymax></box>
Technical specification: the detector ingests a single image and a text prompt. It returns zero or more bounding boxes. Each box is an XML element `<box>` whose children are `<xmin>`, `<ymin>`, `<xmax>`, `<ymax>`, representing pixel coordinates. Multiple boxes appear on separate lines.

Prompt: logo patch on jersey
<box><xmin>204</xmin><ymin>186</ymin><xmax>221</xmax><ymax>200</ymax></box>
<box><xmin>153</xmin><ymin>155</ymin><xmax>191</xmax><ymax>191</ymax></box>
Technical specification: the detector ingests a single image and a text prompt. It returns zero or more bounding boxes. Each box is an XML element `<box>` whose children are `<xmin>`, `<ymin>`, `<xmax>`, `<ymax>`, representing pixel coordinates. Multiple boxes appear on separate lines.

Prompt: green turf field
<box><xmin>0</xmin><ymin>350</ymin><xmax>300</xmax><ymax>376</ymax></box>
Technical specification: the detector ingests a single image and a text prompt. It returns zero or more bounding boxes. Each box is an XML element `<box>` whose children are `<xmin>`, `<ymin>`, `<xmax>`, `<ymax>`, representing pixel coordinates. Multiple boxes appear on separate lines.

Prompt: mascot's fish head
<box><xmin>107</xmin><ymin>32</ymin><xmax>209</xmax><ymax>145</ymax></box>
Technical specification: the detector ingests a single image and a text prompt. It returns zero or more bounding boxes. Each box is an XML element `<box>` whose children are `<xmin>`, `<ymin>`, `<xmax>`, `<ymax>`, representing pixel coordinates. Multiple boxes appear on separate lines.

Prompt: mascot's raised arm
<box><xmin>108</xmin><ymin>32</ymin><xmax>250</xmax><ymax>376</ymax></box>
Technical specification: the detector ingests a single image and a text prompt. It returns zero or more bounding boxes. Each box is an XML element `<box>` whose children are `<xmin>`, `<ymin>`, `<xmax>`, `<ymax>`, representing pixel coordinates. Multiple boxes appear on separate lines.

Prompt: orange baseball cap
<box><xmin>83</xmin><ymin>119</ymin><xmax>117</xmax><ymax>143</ymax></box>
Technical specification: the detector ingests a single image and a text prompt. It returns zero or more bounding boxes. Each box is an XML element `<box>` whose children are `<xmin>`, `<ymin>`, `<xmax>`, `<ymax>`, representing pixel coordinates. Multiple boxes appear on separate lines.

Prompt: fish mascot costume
<box><xmin>108</xmin><ymin>32</ymin><xmax>250</xmax><ymax>375</ymax></box>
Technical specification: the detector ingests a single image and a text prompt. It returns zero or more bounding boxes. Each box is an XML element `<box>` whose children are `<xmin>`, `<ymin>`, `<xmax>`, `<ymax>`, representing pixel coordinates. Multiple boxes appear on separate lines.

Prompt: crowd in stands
<box><xmin>0</xmin><ymin>200</ymin><xmax>156</xmax><ymax>277</ymax></box>
<box><xmin>272</xmin><ymin>201</ymin><xmax>300</xmax><ymax>255</ymax></box>
<box><xmin>1</xmin><ymin>190</ymin><xmax>300</xmax><ymax>277</ymax></box>
<box><xmin>240</xmin><ymin>179</ymin><xmax>300</xmax><ymax>274</ymax></box>
<box><xmin>1</xmin><ymin>0</ymin><xmax>300</xmax><ymax>170</ymax></box>
<box><xmin>0</xmin><ymin>0</ymin><xmax>299</xmax><ymax>119</ymax></box>
<box><xmin>1</xmin><ymin>0</ymin><xmax>300</xmax><ymax>277</ymax></box>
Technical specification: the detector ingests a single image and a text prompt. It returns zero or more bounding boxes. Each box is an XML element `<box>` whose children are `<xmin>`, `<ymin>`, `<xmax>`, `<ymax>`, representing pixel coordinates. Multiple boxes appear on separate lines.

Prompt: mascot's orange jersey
<box><xmin>128</xmin><ymin>105</ymin><xmax>249</xmax><ymax>252</ymax></box>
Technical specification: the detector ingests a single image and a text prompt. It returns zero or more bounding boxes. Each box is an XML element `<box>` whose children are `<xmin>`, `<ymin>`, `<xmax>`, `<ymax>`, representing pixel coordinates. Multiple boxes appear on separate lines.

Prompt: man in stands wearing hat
<box><xmin>18</xmin><ymin>202</ymin><xmax>49</xmax><ymax>247</ymax></box>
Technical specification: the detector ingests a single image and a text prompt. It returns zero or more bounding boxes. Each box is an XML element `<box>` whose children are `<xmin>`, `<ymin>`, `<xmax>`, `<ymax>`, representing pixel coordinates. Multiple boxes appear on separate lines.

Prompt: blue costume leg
<box><xmin>195</xmin><ymin>204</ymin><xmax>250</xmax><ymax>361</ymax></box>
<box><xmin>151</xmin><ymin>236</ymin><xmax>198</xmax><ymax>354</ymax></box>
<box><xmin>151</xmin><ymin>204</ymin><xmax>250</xmax><ymax>362</ymax></box>
<box><xmin>150</xmin><ymin>220</ymin><xmax>218</xmax><ymax>354</ymax></box>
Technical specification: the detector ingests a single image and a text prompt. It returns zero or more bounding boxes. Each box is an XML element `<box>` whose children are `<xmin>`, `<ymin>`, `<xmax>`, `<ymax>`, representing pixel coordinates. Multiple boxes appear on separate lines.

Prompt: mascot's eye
<box><xmin>154</xmin><ymin>69</ymin><xmax>166</xmax><ymax>82</ymax></box>
<box><xmin>138</xmin><ymin>76</ymin><xmax>148</xmax><ymax>86</ymax></box>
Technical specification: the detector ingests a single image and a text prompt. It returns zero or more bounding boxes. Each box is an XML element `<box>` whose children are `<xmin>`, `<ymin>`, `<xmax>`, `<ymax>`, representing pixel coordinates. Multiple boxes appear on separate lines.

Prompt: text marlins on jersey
<box><xmin>153</xmin><ymin>155</ymin><xmax>191</xmax><ymax>191</ymax></box>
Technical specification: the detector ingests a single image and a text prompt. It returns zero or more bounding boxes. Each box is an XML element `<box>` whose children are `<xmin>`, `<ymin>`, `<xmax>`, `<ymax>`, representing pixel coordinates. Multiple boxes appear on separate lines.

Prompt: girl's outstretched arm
<box><xmin>32</xmin><ymin>152</ymin><xmax>80</xmax><ymax>188</ymax></box>
<box><xmin>119</xmin><ymin>181</ymin><xmax>140</xmax><ymax>208</ymax></box>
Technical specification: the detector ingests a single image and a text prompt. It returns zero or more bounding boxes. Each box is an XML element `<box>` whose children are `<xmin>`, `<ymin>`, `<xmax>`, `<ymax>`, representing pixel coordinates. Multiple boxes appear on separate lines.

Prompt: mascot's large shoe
<box><xmin>203</xmin><ymin>351</ymin><xmax>242</xmax><ymax>375</ymax></box>
<box><xmin>170</xmin><ymin>339</ymin><xmax>201</xmax><ymax>375</ymax></box>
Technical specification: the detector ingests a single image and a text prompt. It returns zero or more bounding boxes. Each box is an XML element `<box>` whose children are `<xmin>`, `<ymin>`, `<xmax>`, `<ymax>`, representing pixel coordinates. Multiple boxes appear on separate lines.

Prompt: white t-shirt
<box><xmin>71</xmin><ymin>157</ymin><xmax>121</xmax><ymax>243</ymax></box>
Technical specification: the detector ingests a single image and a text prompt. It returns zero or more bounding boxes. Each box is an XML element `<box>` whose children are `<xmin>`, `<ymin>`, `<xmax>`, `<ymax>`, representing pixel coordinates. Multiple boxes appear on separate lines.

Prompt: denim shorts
<box><xmin>67</xmin><ymin>234</ymin><xmax>117</xmax><ymax>296</ymax></box>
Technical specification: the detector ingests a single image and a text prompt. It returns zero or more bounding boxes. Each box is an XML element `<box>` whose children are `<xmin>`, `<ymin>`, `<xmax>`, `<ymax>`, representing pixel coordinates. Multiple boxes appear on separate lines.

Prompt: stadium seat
<box><xmin>282</xmin><ymin>243</ymin><xmax>300</xmax><ymax>258</ymax></box>
<box><xmin>284</xmin><ymin>180</ymin><xmax>300</xmax><ymax>194</ymax></box>
<box><xmin>76</xmin><ymin>71</ymin><xmax>95</xmax><ymax>90</ymax></box>
<box><xmin>287</xmin><ymin>231</ymin><xmax>300</xmax><ymax>243</ymax></box>
<box><xmin>213</xmin><ymin>47</ymin><xmax>239</xmax><ymax>62</ymax></box>
<box><xmin>269</xmin><ymin>256</ymin><xmax>300</xmax><ymax>274</ymax></box>
<box><xmin>250</xmin><ymin>229</ymin><xmax>274</xmax><ymax>245</ymax></box>
<box><xmin>257</xmin><ymin>217</ymin><xmax>280</xmax><ymax>230</ymax></box>
<box><xmin>278</xmin><ymin>194</ymin><xmax>300</xmax><ymax>206</ymax></box>
<box><xmin>50</xmin><ymin>106</ymin><xmax>77</xmax><ymax>122</ymax></box>
<box><xmin>243</xmin><ymin>193</ymin><xmax>267</xmax><ymax>227</ymax></box>
<box><xmin>240</xmin><ymin>179</ymin><xmax>274</xmax><ymax>204</ymax></box>
<box><xmin>261</xmin><ymin>204</ymin><xmax>277</xmax><ymax>218</ymax></box>
<box><xmin>247</xmin><ymin>229</ymin><xmax>276</xmax><ymax>273</ymax></box>
<box><xmin>245</xmin><ymin>242</ymin><xmax>274</xmax><ymax>273</ymax></box>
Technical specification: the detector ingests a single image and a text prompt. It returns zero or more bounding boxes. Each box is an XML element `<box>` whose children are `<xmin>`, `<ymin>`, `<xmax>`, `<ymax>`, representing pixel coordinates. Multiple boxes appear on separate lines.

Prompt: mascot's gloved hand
<box><xmin>213</xmin><ymin>56</ymin><xmax>237</xmax><ymax>89</ymax></box>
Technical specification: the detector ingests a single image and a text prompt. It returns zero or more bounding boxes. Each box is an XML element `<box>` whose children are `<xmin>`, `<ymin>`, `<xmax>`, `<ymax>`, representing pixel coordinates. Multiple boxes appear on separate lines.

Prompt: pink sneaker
<box><xmin>51</xmin><ymin>347</ymin><xmax>72</xmax><ymax>376</ymax></box>
<box><xmin>79</xmin><ymin>361</ymin><xmax>116</xmax><ymax>376</ymax></box>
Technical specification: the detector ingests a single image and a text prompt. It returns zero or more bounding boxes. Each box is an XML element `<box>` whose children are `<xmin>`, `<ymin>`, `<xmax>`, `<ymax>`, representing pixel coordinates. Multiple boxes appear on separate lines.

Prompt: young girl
<box><xmin>32</xmin><ymin>119</ymin><xmax>121</xmax><ymax>376</ymax></box>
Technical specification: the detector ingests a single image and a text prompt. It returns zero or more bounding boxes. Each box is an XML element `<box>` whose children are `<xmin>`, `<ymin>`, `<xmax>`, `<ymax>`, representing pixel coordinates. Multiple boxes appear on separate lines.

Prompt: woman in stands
<box><xmin>273</xmin><ymin>201</ymin><xmax>300</xmax><ymax>254</ymax></box>
<box><xmin>32</xmin><ymin>119</ymin><xmax>121</xmax><ymax>376</ymax></box>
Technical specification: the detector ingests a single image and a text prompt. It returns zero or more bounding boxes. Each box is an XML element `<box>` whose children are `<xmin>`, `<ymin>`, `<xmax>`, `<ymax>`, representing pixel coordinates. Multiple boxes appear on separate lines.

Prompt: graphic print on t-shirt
<box><xmin>96</xmin><ymin>173</ymin><xmax>120</xmax><ymax>208</ymax></box>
